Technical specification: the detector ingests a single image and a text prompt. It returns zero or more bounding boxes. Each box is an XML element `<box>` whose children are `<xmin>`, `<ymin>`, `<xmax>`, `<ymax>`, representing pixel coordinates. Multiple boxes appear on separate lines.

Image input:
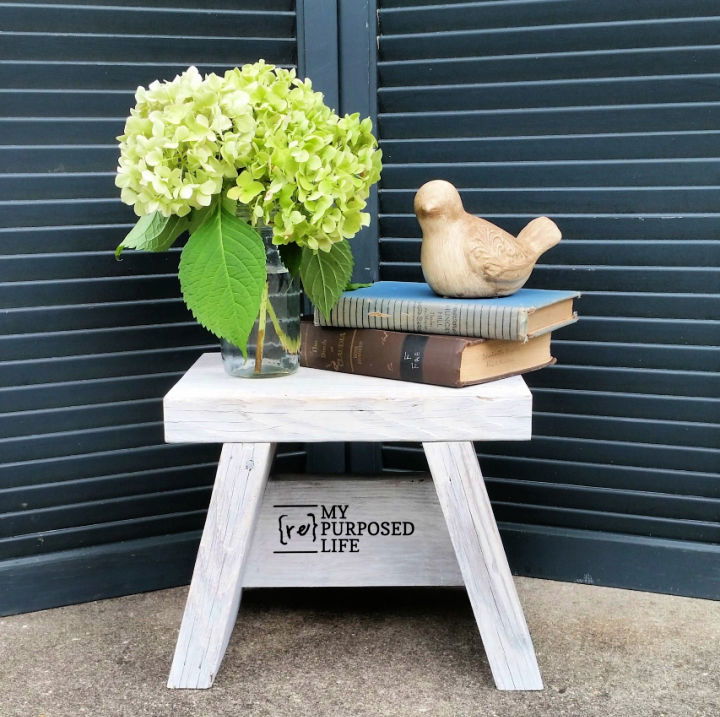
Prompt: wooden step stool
<box><xmin>163</xmin><ymin>353</ymin><xmax>543</xmax><ymax>691</ymax></box>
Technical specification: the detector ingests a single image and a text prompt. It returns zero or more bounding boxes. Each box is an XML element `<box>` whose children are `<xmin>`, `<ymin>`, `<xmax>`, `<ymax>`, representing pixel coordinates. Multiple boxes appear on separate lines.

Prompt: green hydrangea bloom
<box><xmin>116</xmin><ymin>61</ymin><xmax>382</xmax><ymax>250</ymax></box>
<box><xmin>116</xmin><ymin>66</ymin><xmax>256</xmax><ymax>217</ymax></box>
<box><xmin>224</xmin><ymin>61</ymin><xmax>382</xmax><ymax>251</ymax></box>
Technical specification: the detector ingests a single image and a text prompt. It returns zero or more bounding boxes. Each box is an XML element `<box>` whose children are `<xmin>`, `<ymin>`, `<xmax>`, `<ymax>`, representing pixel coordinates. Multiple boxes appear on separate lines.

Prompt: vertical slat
<box><xmin>297</xmin><ymin>0</ymin><xmax>348</xmax><ymax>474</ymax></box>
<box><xmin>296</xmin><ymin>0</ymin><xmax>340</xmax><ymax>110</ymax></box>
<box><xmin>338</xmin><ymin>0</ymin><xmax>380</xmax><ymax>284</ymax></box>
<box><xmin>338</xmin><ymin>0</ymin><xmax>383</xmax><ymax>473</ymax></box>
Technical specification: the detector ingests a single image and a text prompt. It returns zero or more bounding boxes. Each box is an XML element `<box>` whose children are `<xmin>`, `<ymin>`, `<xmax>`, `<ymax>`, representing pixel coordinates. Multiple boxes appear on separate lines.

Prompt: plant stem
<box><xmin>254</xmin><ymin>280</ymin><xmax>269</xmax><ymax>374</ymax></box>
<box><xmin>266</xmin><ymin>298</ymin><xmax>301</xmax><ymax>354</ymax></box>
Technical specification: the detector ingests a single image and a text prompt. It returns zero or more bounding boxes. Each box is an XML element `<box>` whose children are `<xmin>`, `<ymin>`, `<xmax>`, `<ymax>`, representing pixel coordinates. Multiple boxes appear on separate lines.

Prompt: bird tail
<box><xmin>516</xmin><ymin>217</ymin><xmax>562</xmax><ymax>258</ymax></box>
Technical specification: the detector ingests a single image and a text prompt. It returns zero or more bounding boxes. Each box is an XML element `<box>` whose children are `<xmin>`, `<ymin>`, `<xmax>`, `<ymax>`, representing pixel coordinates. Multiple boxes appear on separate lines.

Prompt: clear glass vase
<box><xmin>221</xmin><ymin>218</ymin><xmax>301</xmax><ymax>378</ymax></box>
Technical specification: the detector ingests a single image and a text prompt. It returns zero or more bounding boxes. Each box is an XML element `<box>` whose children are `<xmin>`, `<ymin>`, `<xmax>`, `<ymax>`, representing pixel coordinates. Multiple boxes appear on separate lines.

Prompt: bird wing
<box><xmin>466</xmin><ymin>226</ymin><xmax>533</xmax><ymax>280</ymax></box>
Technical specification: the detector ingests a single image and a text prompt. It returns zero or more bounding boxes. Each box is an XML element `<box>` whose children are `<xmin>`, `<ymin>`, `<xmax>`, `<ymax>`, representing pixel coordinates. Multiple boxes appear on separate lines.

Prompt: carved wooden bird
<box><xmin>414</xmin><ymin>180</ymin><xmax>562</xmax><ymax>298</ymax></box>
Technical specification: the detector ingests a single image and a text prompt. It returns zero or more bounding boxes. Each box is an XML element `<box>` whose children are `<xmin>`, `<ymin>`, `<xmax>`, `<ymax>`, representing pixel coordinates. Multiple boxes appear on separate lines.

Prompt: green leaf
<box><xmin>188</xmin><ymin>205</ymin><xmax>212</xmax><ymax>234</ymax></box>
<box><xmin>114</xmin><ymin>212</ymin><xmax>188</xmax><ymax>259</ymax></box>
<box><xmin>346</xmin><ymin>282</ymin><xmax>372</xmax><ymax>291</ymax></box>
<box><xmin>221</xmin><ymin>193</ymin><xmax>238</xmax><ymax>216</ymax></box>
<box><xmin>189</xmin><ymin>194</ymin><xmax>223</xmax><ymax>234</ymax></box>
<box><xmin>179</xmin><ymin>205</ymin><xmax>267</xmax><ymax>355</ymax></box>
<box><xmin>300</xmin><ymin>240</ymin><xmax>354</xmax><ymax>320</ymax></box>
<box><xmin>278</xmin><ymin>243</ymin><xmax>302</xmax><ymax>278</ymax></box>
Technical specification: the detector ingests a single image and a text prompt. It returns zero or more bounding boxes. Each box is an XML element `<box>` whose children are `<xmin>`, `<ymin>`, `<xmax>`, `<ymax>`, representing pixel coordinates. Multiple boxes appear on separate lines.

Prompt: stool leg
<box><xmin>168</xmin><ymin>442</ymin><xmax>275</xmax><ymax>689</ymax></box>
<box><xmin>423</xmin><ymin>441</ymin><xmax>542</xmax><ymax>690</ymax></box>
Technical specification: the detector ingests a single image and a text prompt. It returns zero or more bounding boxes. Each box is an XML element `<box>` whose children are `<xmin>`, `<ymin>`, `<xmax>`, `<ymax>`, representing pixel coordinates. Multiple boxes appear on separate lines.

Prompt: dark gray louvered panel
<box><xmin>377</xmin><ymin>0</ymin><xmax>720</xmax><ymax>587</ymax></box>
<box><xmin>0</xmin><ymin>1</ymin><xmax>303</xmax><ymax>585</ymax></box>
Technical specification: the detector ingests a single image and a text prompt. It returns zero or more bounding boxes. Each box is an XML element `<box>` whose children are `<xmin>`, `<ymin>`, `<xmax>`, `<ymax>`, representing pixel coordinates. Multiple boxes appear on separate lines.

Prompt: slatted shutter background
<box><xmin>0</xmin><ymin>0</ymin><xmax>304</xmax><ymax>614</ymax></box>
<box><xmin>377</xmin><ymin>0</ymin><xmax>720</xmax><ymax>596</ymax></box>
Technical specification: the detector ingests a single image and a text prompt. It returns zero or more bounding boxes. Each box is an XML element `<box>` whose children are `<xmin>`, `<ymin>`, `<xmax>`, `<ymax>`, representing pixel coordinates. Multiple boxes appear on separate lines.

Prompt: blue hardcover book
<box><xmin>314</xmin><ymin>282</ymin><xmax>579</xmax><ymax>341</ymax></box>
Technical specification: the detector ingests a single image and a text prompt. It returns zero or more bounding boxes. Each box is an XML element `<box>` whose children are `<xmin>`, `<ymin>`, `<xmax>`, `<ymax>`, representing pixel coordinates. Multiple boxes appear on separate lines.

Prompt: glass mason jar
<box><xmin>221</xmin><ymin>214</ymin><xmax>301</xmax><ymax>378</ymax></box>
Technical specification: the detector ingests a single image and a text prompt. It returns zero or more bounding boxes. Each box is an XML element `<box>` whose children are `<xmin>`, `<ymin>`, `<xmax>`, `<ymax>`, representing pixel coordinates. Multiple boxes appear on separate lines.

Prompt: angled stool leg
<box><xmin>423</xmin><ymin>441</ymin><xmax>542</xmax><ymax>690</ymax></box>
<box><xmin>168</xmin><ymin>442</ymin><xmax>275</xmax><ymax>689</ymax></box>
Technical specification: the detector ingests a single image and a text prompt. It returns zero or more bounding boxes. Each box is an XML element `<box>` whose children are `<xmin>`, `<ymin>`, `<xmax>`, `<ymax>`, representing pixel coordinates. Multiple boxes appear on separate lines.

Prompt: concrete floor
<box><xmin>0</xmin><ymin>578</ymin><xmax>718</xmax><ymax>717</ymax></box>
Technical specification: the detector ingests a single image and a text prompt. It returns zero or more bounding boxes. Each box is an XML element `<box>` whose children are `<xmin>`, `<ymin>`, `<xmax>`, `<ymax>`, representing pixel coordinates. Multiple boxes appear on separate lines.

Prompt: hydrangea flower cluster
<box><xmin>115</xmin><ymin>66</ymin><xmax>256</xmax><ymax>217</ymax></box>
<box><xmin>115</xmin><ymin>62</ymin><xmax>383</xmax><ymax>356</ymax></box>
<box><xmin>116</xmin><ymin>62</ymin><xmax>382</xmax><ymax>251</ymax></box>
<box><xmin>223</xmin><ymin>62</ymin><xmax>382</xmax><ymax>251</ymax></box>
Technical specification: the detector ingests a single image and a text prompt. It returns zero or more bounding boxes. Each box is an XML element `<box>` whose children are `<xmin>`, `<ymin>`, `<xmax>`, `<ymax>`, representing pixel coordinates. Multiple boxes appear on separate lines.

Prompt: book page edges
<box><xmin>526</xmin><ymin>297</ymin><xmax>577</xmax><ymax>335</ymax></box>
<box><xmin>527</xmin><ymin>312</ymin><xmax>578</xmax><ymax>340</ymax></box>
<box><xmin>457</xmin><ymin>357</ymin><xmax>556</xmax><ymax>388</ymax></box>
<box><xmin>459</xmin><ymin>332</ymin><xmax>552</xmax><ymax>384</ymax></box>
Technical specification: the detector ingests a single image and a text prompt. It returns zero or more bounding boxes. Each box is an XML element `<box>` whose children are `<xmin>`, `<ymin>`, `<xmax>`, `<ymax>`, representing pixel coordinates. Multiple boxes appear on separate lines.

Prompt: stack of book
<box><xmin>300</xmin><ymin>281</ymin><xmax>579</xmax><ymax>387</ymax></box>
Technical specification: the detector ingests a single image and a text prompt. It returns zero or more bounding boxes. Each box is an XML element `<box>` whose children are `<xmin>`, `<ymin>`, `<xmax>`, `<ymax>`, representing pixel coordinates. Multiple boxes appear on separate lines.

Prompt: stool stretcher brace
<box><xmin>164</xmin><ymin>354</ymin><xmax>542</xmax><ymax>691</ymax></box>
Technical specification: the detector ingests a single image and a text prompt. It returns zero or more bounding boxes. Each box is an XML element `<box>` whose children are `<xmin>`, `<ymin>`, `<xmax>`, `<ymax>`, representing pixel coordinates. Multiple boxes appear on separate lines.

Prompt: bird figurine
<box><xmin>414</xmin><ymin>180</ymin><xmax>562</xmax><ymax>298</ymax></box>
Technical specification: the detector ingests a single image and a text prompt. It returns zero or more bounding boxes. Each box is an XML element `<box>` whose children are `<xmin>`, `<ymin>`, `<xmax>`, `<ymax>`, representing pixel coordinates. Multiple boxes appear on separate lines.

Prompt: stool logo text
<box><xmin>273</xmin><ymin>503</ymin><xmax>415</xmax><ymax>554</ymax></box>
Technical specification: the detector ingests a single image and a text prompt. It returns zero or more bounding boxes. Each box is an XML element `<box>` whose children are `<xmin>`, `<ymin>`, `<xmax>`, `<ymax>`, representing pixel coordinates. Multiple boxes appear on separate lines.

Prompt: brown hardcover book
<box><xmin>300</xmin><ymin>322</ymin><xmax>555</xmax><ymax>388</ymax></box>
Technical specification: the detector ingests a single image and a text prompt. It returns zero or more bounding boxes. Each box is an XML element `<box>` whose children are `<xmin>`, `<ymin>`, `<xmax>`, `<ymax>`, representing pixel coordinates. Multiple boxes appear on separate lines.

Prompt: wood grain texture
<box><xmin>243</xmin><ymin>475</ymin><xmax>461</xmax><ymax>587</ymax></box>
<box><xmin>164</xmin><ymin>353</ymin><xmax>532</xmax><ymax>443</ymax></box>
<box><xmin>167</xmin><ymin>442</ymin><xmax>275</xmax><ymax>689</ymax></box>
<box><xmin>423</xmin><ymin>441</ymin><xmax>543</xmax><ymax>690</ymax></box>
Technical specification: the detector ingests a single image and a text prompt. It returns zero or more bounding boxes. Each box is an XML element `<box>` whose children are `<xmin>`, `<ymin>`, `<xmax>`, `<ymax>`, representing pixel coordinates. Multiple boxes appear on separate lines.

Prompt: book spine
<box><xmin>315</xmin><ymin>295</ymin><xmax>530</xmax><ymax>340</ymax></box>
<box><xmin>299</xmin><ymin>324</ymin><xmax>465</xmax><ymax>387</ymax></box>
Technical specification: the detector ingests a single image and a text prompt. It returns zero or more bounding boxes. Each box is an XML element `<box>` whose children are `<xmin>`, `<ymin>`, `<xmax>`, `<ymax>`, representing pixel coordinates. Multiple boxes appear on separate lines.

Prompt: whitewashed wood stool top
<box><xmin>165</xmin><ymin>353</ymin><xmax>542</xmax><ymax>691</ymax></box>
